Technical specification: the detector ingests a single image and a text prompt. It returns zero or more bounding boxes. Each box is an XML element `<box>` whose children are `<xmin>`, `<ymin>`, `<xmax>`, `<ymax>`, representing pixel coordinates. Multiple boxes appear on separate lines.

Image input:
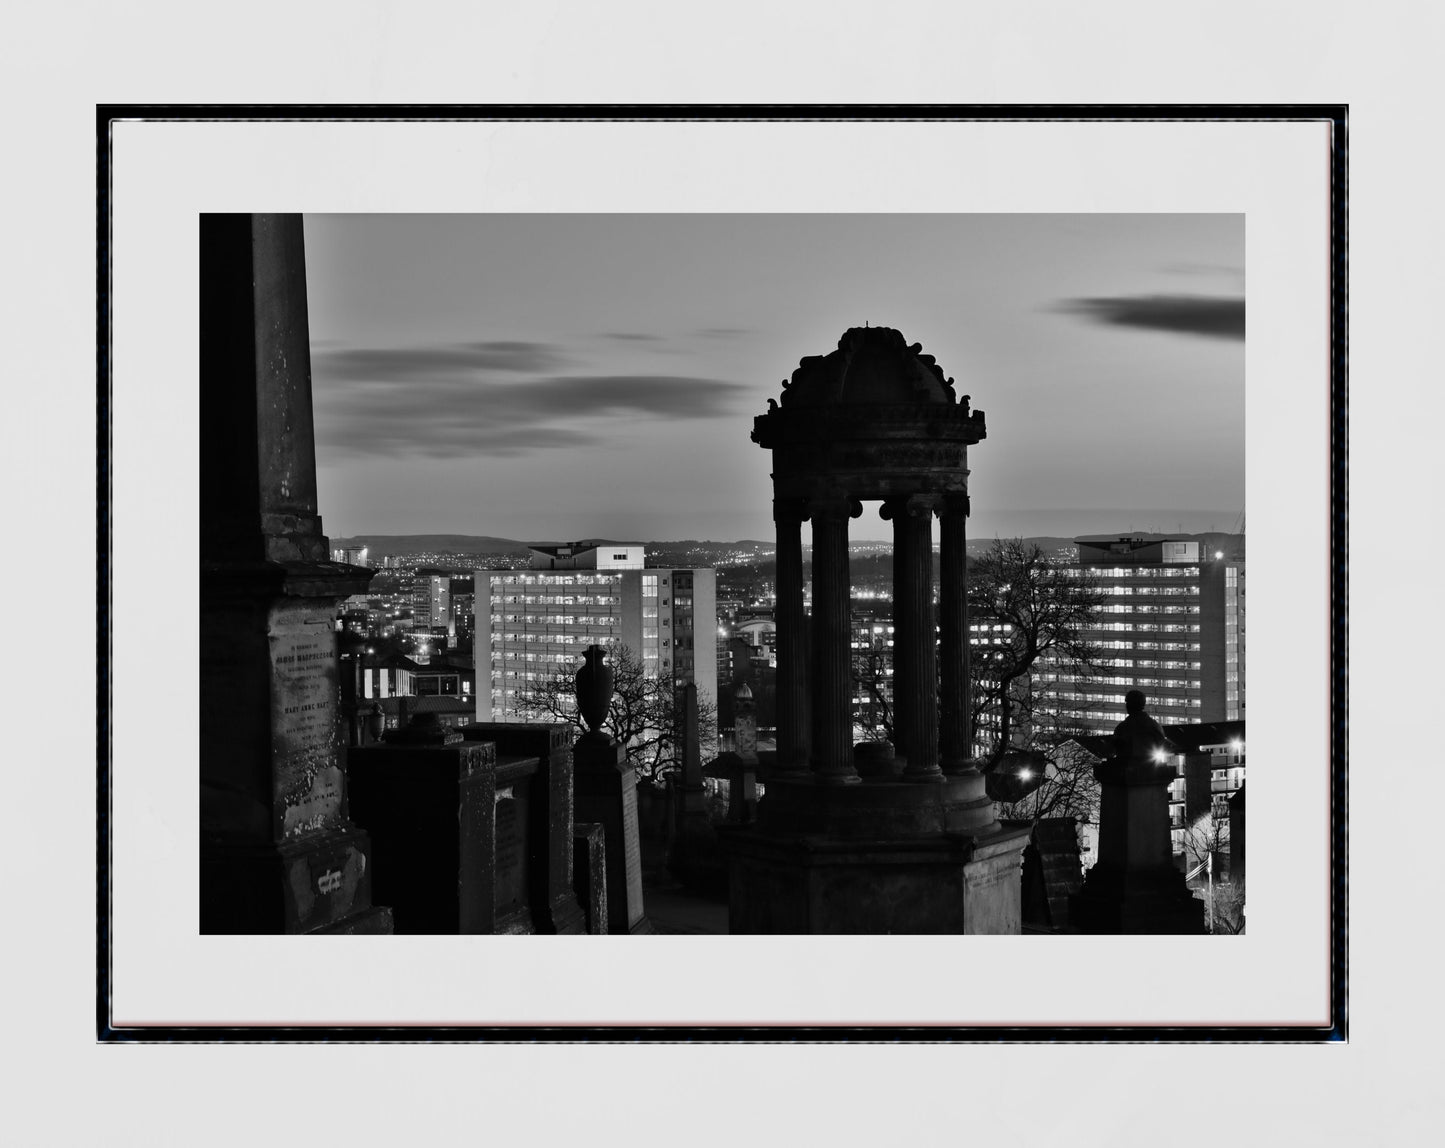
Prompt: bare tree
<box><xmin>516</xmin><ymin>645</ymin><xmax>718</xmax><ymax>786</ymax></box>
<box><xmin>851</xmin><ymin>538</ymin><xmax>1106</xmax><ymax>830</ymax></box>
<box><xmin>967</xmin><ymin>538</ymin><xmax>1106</xmax><ymax>769</ymax></box>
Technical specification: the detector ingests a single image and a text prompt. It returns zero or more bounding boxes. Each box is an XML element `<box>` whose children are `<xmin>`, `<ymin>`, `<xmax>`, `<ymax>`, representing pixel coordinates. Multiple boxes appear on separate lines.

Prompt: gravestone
<box><xmin>199</xmin><ymin>214</ymin><xmax>390</xmax><ymax>934</ymax></box>
<box><xmin>348</xmin><ymin>721</ymin><xmax>515</xmax><ymax>933</ymax></box>
<box><xmin>1070</xmin><ymin>693</ymin><xmax>1206</xmax><ymax>934</ymax></box>
<box><xmin>459</xmin><ymin>722</ymin><xmax>587</xmax><ymax>934</ymax></box>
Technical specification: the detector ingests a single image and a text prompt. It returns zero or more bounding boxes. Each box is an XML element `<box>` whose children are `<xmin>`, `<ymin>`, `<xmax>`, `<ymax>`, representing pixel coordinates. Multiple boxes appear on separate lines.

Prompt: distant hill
<box><xmin>330</xmin><ymin>532</ymin><xmax>1237</xmax><ymax>561</ymax></box>
<box><xmin>329</xmin><ymin>534</ymin><xmax>532</xmax><ymax>556</ymax></box>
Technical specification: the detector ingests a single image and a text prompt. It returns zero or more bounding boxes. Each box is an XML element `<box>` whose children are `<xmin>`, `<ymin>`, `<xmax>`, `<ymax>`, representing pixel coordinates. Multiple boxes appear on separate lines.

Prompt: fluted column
<box><xmin>885</xmin><ymin>495</ymin><xmax>942</xmax><ymax>782</ymax></box>
<box><xmin>939</xmin><ymin>493</ymin><xmax>974</xmax><ymax>774</ymax></box>
<box><xmin>809</xmin><ymin>493</ymin><xmax>860</xmax><ymax>783</ymax></box>
<box><xmin>773</xmin><ymin>497</ymin><xmax>810</xmax><ymax>772</ymax></box>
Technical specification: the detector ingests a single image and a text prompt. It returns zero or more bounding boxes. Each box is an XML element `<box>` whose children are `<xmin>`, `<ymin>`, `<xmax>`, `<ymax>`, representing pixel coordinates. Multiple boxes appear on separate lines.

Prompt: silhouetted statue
<box><xmin>1111</xmin><ymin>690</ymin><xmax>1174</xmax><ymax>763</ymax></box>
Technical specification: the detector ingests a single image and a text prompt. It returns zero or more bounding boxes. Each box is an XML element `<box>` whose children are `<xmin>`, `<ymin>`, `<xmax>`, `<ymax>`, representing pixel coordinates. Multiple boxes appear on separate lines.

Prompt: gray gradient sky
<box><xmin>304</xmin><ymin>214</ymin><xmax>1244</xmax><ymax>542</ymax></box>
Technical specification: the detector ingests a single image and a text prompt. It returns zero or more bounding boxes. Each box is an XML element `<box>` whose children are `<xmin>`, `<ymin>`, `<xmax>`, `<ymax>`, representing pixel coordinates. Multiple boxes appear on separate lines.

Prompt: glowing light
<box><xmin>1018</xmin><ymin>768</ymin><xmax>1034</xmax><ymax>782</ymax></box>
<box><xmin>1214</xmin><ymin>551</ymin><xmax>1224</xmax><ymax>560</ymax></box>
<box><xmin>1152</xmin><ymin>748</ymin><xmax>1169</xmax><ymax>764</ymax></box>
<box><xmin>1229</xmin><ymin>739</ymin><xmax>1243</xmax><ymax>753</ymax></box>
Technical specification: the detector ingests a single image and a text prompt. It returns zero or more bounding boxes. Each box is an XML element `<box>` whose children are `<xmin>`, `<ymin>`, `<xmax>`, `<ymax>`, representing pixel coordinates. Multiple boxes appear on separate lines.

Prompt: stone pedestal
<box><xmin>348</xmin><ymin>732</ymin><xmax>521</xmax><ymax>934</ymax></box>
<box><xmin>200</xmin><ymin>564</ymin><xmax>392</xmax><ymax>935</ymax></box>
<box><xmin>721</xmin><ymin>773</ymin><xmax>1029</xmax><ymax>934</ymax></box>
<box><xmin>459</xmin><ymin>722</ymin><xmax>587</xmax><ymax>935</ymax></box>
<box><xmin>573</xmin><ymin>823</ymin><xmax>609</xmax><ymax>934</ymax></box>
<box><xmin>1071</xmin><ymin>757</ymin><xmax>1205</xmax><ymax>934</ymax></box>
<box><xmin>574</xmin><ymin>734</ymin><xmax>652</xmax><ymax>934</ymax></box>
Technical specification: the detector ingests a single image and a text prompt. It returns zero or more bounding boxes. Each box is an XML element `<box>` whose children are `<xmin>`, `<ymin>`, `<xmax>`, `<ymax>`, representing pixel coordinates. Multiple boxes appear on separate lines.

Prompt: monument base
<box><xmin>200</xmin><ymin>824</ymin><xmax>390</xmax><ymax>934</ymax></box>
<box><xmin>1069</xmin><ymin>862</ymin><xmax>1206</xmax><ymax>934</ymax></box>
<box><xmin>720</xmin><ymin>772</ymin><xmax>1029</xmax><ymax>934</ymax></box>
<box><xmin>573</xmin><ymin>736</ymin><xmax>649</xmax><ymax>936</ymax></box>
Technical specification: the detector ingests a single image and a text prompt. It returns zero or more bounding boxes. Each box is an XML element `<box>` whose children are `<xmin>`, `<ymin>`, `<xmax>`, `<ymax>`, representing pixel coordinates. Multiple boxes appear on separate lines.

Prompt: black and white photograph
<box><xmin>200</xmin><ymin>211</ymin><xmax>1249</xmax><ymax>941</ymax></box>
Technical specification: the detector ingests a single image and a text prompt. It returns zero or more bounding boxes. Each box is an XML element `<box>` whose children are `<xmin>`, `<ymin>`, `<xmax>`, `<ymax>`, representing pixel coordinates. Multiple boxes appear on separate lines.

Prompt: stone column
<box><xmin>885</xmin><ymin>495</ymin><xmax>942</xmax><ymax>782</ymax></box>
<box><xmin>773</xmin><ymin>497</ymin><xmax>811</xmax><ymax>772</ymax></box>
<box><xmin>938</xmin><ymin>493</ymin><xmax>974</xmax><ymax>775</ymax></box>
<box><xmin>809</xmin><ymin>493</ymin><xmax>860</xmax><ymax>783</ymax></box>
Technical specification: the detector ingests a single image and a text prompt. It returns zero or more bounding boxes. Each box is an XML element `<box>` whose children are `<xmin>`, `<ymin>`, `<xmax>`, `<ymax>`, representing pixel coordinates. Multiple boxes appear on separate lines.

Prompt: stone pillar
<box><xmin>773</xmin><ymin>497</ymin><xmax>811</xmax><ymax>772</ymax></box>
<box><xmin>199</xmin><ymin>213</ymin><xmax>390</xmax><ymax>934</ymax></box>
<box><xmin>574</xmin><ymin>732</ymin><xmax>652</xmax><ymax>934</ymax></box>
<box><xmin>1070</xmin><ymin>696</ymin><xmax>1205</xmax><ymax>934</ymax></box>
<box><xmin>885</xmin><ymin>495</ymin><xmax>942</xmax><ymax>781</ymax></box>
<box><xmin>938</xmin><ymin>493</ymin><xmax>973</xmax><ymax>775</ymax></box>
<box><xmin>809</xmin><ymin>493</ymin><xmax>860</xmax><ymax>783</ymax></box>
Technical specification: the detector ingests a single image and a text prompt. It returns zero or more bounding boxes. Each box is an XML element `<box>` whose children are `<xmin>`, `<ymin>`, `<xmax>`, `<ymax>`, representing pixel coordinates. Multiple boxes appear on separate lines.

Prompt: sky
<box><xmin>303</xmin><ymin>214</ymin><xmax>1244</xmax><ymax>543</ymax></box>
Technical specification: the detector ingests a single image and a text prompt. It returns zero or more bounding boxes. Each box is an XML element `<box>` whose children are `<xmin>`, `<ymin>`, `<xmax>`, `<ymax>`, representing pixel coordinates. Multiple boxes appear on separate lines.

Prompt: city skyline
<box><xmin>304</xmin><ymin>213</ymin><xmax>1244</xmax><ymax>542</ymax></box>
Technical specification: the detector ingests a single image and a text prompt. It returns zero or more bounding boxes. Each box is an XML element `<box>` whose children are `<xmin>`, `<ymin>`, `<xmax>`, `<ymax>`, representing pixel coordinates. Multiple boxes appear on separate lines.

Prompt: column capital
<box><xmin>773</xmin><ymin>496</ymin><xmax>811</xmax><ymax>525</ymax></box>
<box><xmin>809</xmin><ymin>491</ymin><xmax>863</xmax><ymax>521</ymax></box>
<box><xmin>880</xmin><ymin>493</ymin><xmax>943</xmax><ymax>520</ymax></box>
<box><xmin>939</xmin><ymin>492</ymin><xmax>972</xmax><ymax>519</ymax></box>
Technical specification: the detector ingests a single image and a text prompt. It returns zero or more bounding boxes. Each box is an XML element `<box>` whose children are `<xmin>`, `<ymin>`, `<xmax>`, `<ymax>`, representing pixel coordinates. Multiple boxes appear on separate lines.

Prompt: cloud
<box><xmin>312</xmin><ymin>348</ymin><xmax>750</xmax><ymax>458</ymax></box>
<box><xmin>695</xmin><ymin>326</ymin><xmax>750</xmax><ymax>339</ymax></box>
<box><xmin>312</xmin><ymin>340</ymin><xmax>571</xmax><ymax>380</ymax></box>
<box><xmin>599</xmin><ymin>332</ymin><xmax>664</xmax><ymax>342</ymax></box>
<box><xmin>1055</xmin><ymin>294</ymin><xmax>1245</xmax><ymax>340</ymax></box>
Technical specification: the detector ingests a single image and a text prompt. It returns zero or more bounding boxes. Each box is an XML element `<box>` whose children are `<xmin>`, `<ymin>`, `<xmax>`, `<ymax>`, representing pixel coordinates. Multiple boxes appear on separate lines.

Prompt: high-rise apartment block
<box><xmin>1042</xmin><ymin>534</ymin><xmax>1245</xmax><ymax>733</ymax></box>
<box><xmin>475</xmin><ymin>540</ymin><xmax>717</xmax><ymax>724</ymax></box>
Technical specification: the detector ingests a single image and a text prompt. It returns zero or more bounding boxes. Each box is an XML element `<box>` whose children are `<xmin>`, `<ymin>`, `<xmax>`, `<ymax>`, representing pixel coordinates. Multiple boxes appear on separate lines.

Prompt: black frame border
<box><xmin>96</xmin><ymin>104</ymin><xmax>1347</xmax><ymax>1043</ymax></box>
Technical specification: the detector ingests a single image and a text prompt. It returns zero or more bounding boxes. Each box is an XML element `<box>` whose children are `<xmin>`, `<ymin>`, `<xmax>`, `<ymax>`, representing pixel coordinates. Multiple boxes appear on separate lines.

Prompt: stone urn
<box><xmin>575</xmin><ymin>644</ymin><xmax>613</xmax><ymax>740</ymax></box>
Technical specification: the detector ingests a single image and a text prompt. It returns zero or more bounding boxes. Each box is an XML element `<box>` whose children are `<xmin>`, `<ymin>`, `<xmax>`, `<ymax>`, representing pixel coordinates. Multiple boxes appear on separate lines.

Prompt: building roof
<box><xmin>1161</xmin><ymin>720</ymin><xmax>1246</xmax><ymax>753</ymax></box>
<box><xmin>778</xmin><ymin>326</ymin><xmax>958</xmax><ymax>408</ymax></box>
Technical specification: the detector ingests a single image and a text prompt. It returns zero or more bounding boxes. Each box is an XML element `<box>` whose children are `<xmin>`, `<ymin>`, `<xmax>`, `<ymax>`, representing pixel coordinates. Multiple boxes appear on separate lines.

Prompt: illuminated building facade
<box><xmin>474</xmin><ymin>540</ymin><xmax>716</xmax><ymax>724</ymax></box>
<box><xmin>1043</xmin><ymin>535</ymin><xmax>1246</xmax><ymax>733</ymax></box>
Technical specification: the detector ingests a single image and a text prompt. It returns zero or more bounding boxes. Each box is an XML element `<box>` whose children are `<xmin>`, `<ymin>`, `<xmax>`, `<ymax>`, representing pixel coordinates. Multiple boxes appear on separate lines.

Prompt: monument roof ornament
<box><xmin>779</xmin><ymin>326</ymin><xmax>957</xmax><ymax>408</ymax></box>
<box><xmin>751</xmin><ymin>325</ymin><xmax>985</xmax><ymax>502</ymax></box>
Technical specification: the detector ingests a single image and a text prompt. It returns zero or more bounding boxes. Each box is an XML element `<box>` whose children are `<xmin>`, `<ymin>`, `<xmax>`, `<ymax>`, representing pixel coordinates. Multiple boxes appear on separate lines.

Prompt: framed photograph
<box><xmin>101</xmin><ymin>107</ymin><xmax>1344</xmax><ymax>1038</ymax></box>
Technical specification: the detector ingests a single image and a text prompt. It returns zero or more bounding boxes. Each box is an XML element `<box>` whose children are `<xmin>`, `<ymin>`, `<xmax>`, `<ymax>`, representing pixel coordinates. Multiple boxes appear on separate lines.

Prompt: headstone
<box><xmin>459</xmin><ymin>722</ymin><xmax>587</xmax><ymax>934</ymax></box>
<box><xmin>199</xmin><ymin>214</ymin><xmax>389</xmax><ymax>934</ymax></box>
<box><xmin>348</xmin><ymin>726</ymin><xmax>515</xmax><ymax>933</ymax></box>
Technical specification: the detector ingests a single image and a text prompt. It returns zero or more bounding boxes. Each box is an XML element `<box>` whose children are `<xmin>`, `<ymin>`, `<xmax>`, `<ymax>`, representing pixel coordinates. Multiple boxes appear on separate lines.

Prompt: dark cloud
<box><xmin>1056</xmin><ymin>294</ymin><xmax>1245</xmax><ymax>340</ymax></box>
<box><xmin>599</xmin><ymin>332</ymin><xmax>664</xmax><ymax>342</ymax></box>
<box><xmin>695</xmin><ymin>326</ymin><xmax>750</xmax><ymax>338</ymax></box>
<box><xmin>313</xmin><ymin>363</ymin><xmax>749</xmax><ymax>459</ymax></box>
<box><xmin>312</xmin><ymin>340</ymin><xmax>570</xmax><ymax>380</ymax></box>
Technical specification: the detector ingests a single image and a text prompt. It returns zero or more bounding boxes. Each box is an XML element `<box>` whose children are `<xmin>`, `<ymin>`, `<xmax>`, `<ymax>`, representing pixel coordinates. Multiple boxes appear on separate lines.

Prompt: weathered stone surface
<box><xmin>460</xmin><ymin>722</ymin><xmax>586</xmax><ymax>935</ymax></box>
<box><xmin>574</xmin><ymin>737</ymin><xmax>651</xmax><ymax>934</ymax></box>
<box><xmin>573</xmin><ymin>823</ymin><xmax>609</xmax><ymax>934</ymax></box>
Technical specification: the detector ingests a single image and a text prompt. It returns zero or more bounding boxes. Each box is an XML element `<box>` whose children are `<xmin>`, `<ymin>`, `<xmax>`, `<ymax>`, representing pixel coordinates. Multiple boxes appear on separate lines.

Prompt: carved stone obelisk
<box><xmin>199</xmin><ymin>214</ymin><xmax>390</xmax><ymax>933</ymax></box>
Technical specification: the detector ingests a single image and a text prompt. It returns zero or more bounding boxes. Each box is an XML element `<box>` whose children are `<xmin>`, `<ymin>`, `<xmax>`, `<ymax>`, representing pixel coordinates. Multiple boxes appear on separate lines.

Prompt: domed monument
<box><xmin>721</xmin><ymin>326</ymin><xmax>1031</xmax><ymax>933</ymax></box>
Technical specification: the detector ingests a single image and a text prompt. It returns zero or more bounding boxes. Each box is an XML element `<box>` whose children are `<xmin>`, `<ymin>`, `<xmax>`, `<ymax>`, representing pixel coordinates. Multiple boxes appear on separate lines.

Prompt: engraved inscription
<box><xmin>270</xmin><ymin>600</ymin><xmax>343</xmax><ymax>837</ymax></box>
